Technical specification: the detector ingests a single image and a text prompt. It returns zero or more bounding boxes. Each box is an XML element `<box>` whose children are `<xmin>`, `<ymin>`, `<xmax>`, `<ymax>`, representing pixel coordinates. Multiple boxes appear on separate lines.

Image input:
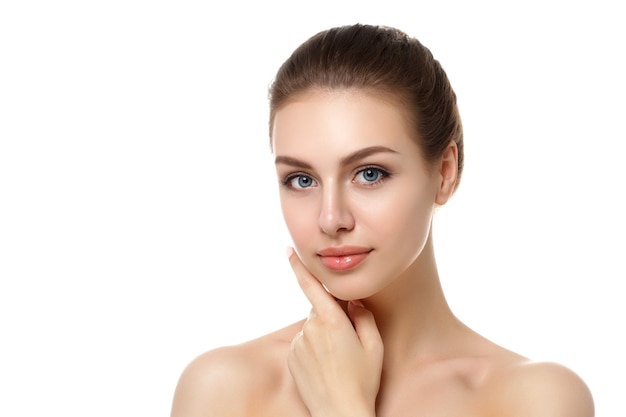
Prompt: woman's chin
<box><xmin>322</xmin><ymin>281</ymin><xmax>377</xmax><ymax>303</ymax></box>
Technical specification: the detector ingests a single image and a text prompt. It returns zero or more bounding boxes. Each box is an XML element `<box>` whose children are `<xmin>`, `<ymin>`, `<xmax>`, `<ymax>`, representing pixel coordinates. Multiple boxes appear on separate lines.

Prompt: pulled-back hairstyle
<box><xmin>268</xmin><ymin>23</ymin><xmax>464</xmax><ymax>189</ymax></box>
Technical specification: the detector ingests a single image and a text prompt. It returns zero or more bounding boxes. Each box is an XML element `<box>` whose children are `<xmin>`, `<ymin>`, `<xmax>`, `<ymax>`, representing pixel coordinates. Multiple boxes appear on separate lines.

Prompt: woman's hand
<box><xmin>286</xmin><ymin>247</ymin><xmax>384</xmax><ymax>417</ymax></box>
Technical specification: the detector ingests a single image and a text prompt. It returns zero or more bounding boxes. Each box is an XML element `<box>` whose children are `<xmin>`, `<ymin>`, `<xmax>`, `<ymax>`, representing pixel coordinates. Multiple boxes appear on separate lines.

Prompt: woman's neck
<box><xmin>362</xmin><ymin>234</ymin><xmax>465</xmax><ymax>370</ymax></box>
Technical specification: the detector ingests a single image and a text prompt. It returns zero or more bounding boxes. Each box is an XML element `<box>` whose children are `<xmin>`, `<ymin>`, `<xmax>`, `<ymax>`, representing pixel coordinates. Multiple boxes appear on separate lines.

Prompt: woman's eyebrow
<box><xmin>274</xmin><ymin>155</ymin><xmax>313</xmax><ymax>169</ymax></box>
<box><xmin>340</xmin><ymin>146</ymin><xmax>398</xmax><ymax>166</ymax></box>
<box><xmin>275</xmin><ymin>146</ymin><xmax>397</xmax><ymax>169</ymax></box>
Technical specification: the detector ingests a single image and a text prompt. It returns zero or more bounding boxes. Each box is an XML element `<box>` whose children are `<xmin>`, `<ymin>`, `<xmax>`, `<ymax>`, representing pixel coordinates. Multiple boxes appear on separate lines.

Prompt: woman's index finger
<box><xmin>287</xmin><ymin>247</ymin><xmax>340</xmax><ymax>314</ymax></box>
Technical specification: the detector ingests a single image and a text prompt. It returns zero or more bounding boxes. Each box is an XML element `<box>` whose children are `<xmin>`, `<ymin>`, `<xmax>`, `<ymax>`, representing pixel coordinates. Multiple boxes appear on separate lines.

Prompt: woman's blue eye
<box><xmin>288</xmin><ymin>175</ymin><xmax>316</xmax><ymax>189</ymax></box>
<box><xmin>355</xmin><ymin>167</ymin><xmax>386</xmax><ymax>184</ymax></box>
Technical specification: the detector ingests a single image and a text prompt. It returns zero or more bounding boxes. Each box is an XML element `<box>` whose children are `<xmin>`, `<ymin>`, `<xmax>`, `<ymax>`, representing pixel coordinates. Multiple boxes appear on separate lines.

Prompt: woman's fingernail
<box><xmin>285</xmin><ymin>246</ymin><xmax>294</xmax><ymax>258</ymax></box>
<box><xmin>350</xmin><ymin>299</ymin><xmax>364</xmax><ymax>308</ymax></box>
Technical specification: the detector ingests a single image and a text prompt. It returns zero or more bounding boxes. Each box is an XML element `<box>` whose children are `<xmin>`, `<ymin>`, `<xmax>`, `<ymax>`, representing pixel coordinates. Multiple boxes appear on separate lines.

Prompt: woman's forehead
<box><xmin>272</xmin><ymin>90</ymin><xmax>417</xmax><ymax>152</ymax></box>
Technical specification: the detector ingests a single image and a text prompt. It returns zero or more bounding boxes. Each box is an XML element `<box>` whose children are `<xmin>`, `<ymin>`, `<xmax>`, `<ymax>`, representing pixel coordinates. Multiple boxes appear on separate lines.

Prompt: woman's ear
<box><xmin>435</xmin><ymin>142</ymin><xmax>458</xmax><ymax>205</ymax></box>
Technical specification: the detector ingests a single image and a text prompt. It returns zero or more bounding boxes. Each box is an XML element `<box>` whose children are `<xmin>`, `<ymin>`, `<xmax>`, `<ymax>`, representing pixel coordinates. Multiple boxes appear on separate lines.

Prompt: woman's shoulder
<box><xmin>479</xmin><ymin>358</ymin><xmax>594</xmax><ymax>417</ymax></box>
<box><xmin>170</xmin><ymin>319</ymin><xmax>306</xmax><ymax>417</ymax></box>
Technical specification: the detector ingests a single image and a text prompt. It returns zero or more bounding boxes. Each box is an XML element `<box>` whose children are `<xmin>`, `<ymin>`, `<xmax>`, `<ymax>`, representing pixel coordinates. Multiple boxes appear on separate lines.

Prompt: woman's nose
<box><xmin>318</xmin><ymin>185</ymin><xmax>355</xmax><ymax>236</ymax></box>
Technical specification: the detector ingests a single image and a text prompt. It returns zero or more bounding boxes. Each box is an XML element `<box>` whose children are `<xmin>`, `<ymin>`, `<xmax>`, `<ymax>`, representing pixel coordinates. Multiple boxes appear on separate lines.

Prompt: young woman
<box><xmin>170</xmin><ymin>24</ymin><xmax>594</xmax><ymax>417</ymax></box>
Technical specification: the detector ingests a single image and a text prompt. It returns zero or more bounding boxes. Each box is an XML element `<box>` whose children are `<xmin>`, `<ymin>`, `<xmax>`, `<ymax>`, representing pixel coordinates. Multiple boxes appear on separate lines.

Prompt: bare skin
<box><xmin>170</xmin><ymin>243</ymin><xmax>593</xmax><ymax>416</ymax></box>
<box><xmin>170</xmin><ymin>90</ymin><xmax>594</xmax><ymax>417</ymax></box>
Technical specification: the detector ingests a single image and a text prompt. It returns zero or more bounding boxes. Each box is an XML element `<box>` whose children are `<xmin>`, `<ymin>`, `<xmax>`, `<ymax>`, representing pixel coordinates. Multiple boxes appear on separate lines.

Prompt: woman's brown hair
<box><xmin>268</xmin><ymin>23</ymin><xmax>464</xmax><ymax>189</ymax></box>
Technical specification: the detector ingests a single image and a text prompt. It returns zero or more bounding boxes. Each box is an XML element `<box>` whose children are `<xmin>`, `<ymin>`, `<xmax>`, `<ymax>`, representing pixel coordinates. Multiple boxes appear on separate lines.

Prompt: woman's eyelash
<box><xmin>280</xmin><ymin>172</ymin><xmax>316</xmax><ymax>189</ymax></box>
<box><xmin>280</xmin><ymin>173</ymin><xmax>301</xmax><ymax>186</ymax></box>
<box><xmin>280</xmin><ymin>166</ymin><xmax>392</xmax><ymax>189</ymax></box>
<box><xmin>353</xmin><ymin>166</ymin><xmax>391</xmax><ymax>185</ymax></box>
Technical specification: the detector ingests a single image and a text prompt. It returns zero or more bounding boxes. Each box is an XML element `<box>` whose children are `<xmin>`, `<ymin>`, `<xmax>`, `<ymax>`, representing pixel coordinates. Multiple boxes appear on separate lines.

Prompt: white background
<box><xmin>1</xmin><ymin>1</ymin><xmax>624</xmax><ymax>416</ymax></box>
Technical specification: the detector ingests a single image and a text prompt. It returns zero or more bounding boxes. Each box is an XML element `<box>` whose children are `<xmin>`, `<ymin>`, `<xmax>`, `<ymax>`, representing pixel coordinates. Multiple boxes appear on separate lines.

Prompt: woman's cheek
<box><xmin>283</xmin><ymin>200</ymin><xmax>317</xmax><ymax>247</ymax></box>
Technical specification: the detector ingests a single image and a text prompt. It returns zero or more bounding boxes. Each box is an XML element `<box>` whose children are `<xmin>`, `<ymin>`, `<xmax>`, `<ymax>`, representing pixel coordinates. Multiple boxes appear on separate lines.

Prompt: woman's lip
<box><xmin>317</xmin><ymin>247</ymin><xmax>372</xmax><ymax>271</ymax></box>
<box><xmin>317</xmin><ymin>246</ymin><xmax>372</xmax><ymax>257</ymax></box>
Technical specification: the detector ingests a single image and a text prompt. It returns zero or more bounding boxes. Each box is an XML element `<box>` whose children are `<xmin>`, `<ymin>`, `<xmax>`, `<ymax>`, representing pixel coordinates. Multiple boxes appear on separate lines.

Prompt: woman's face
<box><xmin>272</xmin><ymin>90</ymin><xmax>452</xmax><ymax>301</ymax></box>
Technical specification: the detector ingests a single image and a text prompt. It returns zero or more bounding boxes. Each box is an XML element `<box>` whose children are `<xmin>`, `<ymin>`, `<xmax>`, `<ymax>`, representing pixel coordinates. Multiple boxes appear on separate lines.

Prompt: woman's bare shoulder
<box><xmin>170</xmin><ymin>319</ymin><xmax>305</xmax><ymax>417</ymax></box>
<box><xmin>478</xmin><ymin>359</ymin><xmax>594</xmax><ymax>417</ymax></box>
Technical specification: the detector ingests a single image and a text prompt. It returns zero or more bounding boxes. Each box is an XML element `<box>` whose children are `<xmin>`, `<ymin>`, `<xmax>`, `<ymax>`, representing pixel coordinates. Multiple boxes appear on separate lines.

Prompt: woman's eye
<box><xmin>286</xmin><ymin>174</ymin><xmax>317</xmax><ymax>189</ymax></box>
<box><xmin>354</xmin><ymin>167</ymin><xmax>388</xmax><ymax>184</ymax></box>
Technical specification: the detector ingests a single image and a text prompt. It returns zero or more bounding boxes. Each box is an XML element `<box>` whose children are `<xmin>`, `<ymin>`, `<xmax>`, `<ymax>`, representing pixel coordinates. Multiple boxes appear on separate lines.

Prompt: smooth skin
<box><xmin>170</xmin><ymin>90</ymin><xmax>594</xmax><ymax>417</ymax></box>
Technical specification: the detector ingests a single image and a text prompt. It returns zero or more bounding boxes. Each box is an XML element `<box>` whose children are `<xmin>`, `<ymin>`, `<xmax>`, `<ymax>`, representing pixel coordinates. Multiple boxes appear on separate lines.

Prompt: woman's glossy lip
<box><xmin>317</xmin><ymin>246</ymin><xmax>372</xmax><ymax>271</ymax></box>
<box><xmin>317</xmin><ymin>246</ymin><xmax>372</xmax><ymax>257</ymax></box>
